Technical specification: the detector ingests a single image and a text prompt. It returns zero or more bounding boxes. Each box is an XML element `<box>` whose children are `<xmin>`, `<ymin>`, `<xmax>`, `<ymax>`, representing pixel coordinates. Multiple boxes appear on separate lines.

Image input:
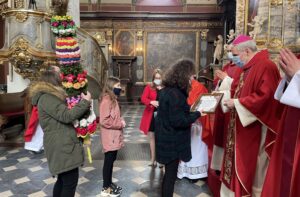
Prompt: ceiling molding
<box><xmin>80</xmin><ymin>11</ymin><xmax>223</xmax><ymax>21</ymax></box>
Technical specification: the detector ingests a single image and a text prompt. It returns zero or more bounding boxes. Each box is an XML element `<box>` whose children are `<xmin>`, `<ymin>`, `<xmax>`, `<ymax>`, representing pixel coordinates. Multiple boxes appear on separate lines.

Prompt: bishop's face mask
<box><xmin>227</xmin><ymin>52</ymin><xmax>234</xmax><ymax>60</ymax></box>
<box><xmin>232</xmin><ymin>55</ymin><xmax>244</xmax><ymax>68</ymax></box>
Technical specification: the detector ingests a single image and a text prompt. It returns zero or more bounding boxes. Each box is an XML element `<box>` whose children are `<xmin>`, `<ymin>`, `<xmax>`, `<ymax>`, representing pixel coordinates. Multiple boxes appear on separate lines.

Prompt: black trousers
<box><xmin>103</xmin><ymin>150</ymin><xmax>118</xmax><ymax>188</ymax></box>
<box><xmin>53</xmin><ymin>168</ymin><xmax>79</xmax><ymax>197</ymax></box>
<box><xmin>162</xmin><ymin>159</ymin><xmax>179</xmax><ymax>197</ymax></box>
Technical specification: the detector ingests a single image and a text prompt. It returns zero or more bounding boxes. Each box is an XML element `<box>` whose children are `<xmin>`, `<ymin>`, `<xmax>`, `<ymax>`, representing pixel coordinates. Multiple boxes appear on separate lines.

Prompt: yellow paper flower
<box><xmin>66</xmin><ymin>82</ymin><xmax>73</xmax><ymax>88</ymax></box>
<box><xmin>73</xmin><ymin>82</ymin><xmax>81</xmax><ymax>89</ymax></box>
<box><xmin>80</xmin><ymin>81</ymin><xmax>86</xmax><ymax>87</ymax></box>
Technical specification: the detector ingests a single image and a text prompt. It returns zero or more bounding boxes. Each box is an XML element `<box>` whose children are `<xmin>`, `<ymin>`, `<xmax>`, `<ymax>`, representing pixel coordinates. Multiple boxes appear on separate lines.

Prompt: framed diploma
<box><xmin>190</xmin><ymin>93</ymin><xmax>224</xmax><ymax>113</ymax></box>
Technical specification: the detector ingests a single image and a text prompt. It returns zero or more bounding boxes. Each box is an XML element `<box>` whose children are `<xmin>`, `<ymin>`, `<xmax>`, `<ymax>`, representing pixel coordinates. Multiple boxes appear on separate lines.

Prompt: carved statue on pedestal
<box><xmin>227</xmin><ymin>29</ymin><xmax>236</xmax><ymax>44</ymax></box>
<box><xmin>213</xmin><ymin>35</ymin><xmax>223</xmax><ymax>64</ymax></box>
<box><xmin>28</xmin><ymin>0</ymin><xmax>37</xmax><ymax>10</ymax></box>
<box><xmin>248</xmin><ymin>16</ymin><xmax>266</xmax><ymax>40</ymax></box>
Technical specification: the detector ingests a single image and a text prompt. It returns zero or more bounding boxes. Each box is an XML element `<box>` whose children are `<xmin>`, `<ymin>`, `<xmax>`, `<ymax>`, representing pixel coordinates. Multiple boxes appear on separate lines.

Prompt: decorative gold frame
<box><xmin>113</xmin><ymin>29</ymin><xmax>136</xmax><ymax>56</ymax></box>
<box><xmin>143</xmin><ymin>29</ymin><xmax>200</xmax><ymax>83</ymax></box>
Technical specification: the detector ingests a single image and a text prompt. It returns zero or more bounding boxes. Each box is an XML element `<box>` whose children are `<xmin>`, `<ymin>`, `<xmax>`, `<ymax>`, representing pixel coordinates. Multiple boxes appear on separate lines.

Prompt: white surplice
<box><xmin>177</xmin><ymin>121</ymin><xmax>208</xmax><ymax>179</ymax></box>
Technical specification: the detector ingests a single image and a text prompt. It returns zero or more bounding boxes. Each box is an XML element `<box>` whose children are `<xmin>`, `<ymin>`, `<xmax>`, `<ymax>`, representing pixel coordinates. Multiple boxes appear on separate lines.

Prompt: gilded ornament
<box><xmin>200</xmin><ymin>29</ymin><xmax>209</xmax><ymax>40</ymax></box>
<box><xmin>94</xmin><ymin>32</ymin><xmax>106</xmax><ymax>44</ymax></box>
<box><xmin>255</xmin><ymin>38</ymin><xmax>267</xmax><ymax>47</ymax></box>
<box><xmin>270</xmin><ymin>0</ymin><xmax>283</xmax><ymax>6</ymax></box>
<box><xmin>0</xmin><ymin>0</ymin><xmax>8</xmax><ymax>13</ymax></box>
<box><xmin>7</xmin><ymin>37</ymin><xmax>49</xmax><ymax>80</ymax></box>
<box><xmin>15</xmin><ymin>12</ymin><xmax>28</xmax><ymax>23</ymax></box>
<box><xmin>14</xmin><ymin>0</ymin><xmax>24</xmax><ymax>8</ymax></box>
<box><xmin>136</xmin><ymin>30</ymin><xmax>143</xmax><ymax>40</ymax></box>
<box><xmin>106</xmin><ymin>30</ymin><xmax>113</xmax><ymax>40</ymax></box>
<box><xmin>268</xmin><ymin>38</ymin><xmax>283</xmax><ymax>49</ymax></box>
<box><xmin>35</xmin><ymin>43</ymin><xmax>43</xmax><ymax>49</ymax></box>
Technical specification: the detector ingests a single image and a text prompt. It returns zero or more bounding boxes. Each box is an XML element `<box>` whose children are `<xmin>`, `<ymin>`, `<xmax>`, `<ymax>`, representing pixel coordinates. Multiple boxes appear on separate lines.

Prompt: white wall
<box><xmin>7</xmin><ymin>64</ymin><xmax>30</xmax><ymax>93</ymax></box>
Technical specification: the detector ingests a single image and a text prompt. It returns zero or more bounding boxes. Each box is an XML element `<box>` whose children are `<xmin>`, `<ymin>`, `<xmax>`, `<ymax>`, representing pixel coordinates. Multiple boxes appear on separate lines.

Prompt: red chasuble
<box><xmin>262</xmin><ymin>58</ymin><xmax>300</xmax><ymax>197</ymax></box>
<box><xmin>221</xmin><ymin>50</ymin><xmax>284</xmax><ymax>196</ymax></box>
<box><xmin>187</xmin><ymin>80</ymin><xmax>212</xmax><ymax>148</ymax></box>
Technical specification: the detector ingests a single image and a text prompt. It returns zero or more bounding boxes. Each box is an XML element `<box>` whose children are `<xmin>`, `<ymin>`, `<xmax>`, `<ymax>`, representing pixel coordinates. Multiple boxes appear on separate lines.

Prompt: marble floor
<box><xmin>0</xmin><ymin>105</ymin><xmax>212</xmax><ymax>197</ymax></box>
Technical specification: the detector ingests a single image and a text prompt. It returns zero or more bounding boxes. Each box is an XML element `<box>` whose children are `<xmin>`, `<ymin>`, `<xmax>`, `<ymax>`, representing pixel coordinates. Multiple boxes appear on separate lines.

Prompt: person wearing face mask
<box><xmin>220</xmin><ymin>35</ymin><xmax>284</xmax><ymax>197</ymax></box>
<box><xmin>209</xmin><ymin>44</ymin><xmax>242</xmax><ymax>197</ymax></box>
<box><xmin>99</xmin><ymin>77</ymin><xmax>125</xmax><ymax>197</ymax></box>
<box><xmin>140</xmin><ymin>68</ymin><xmax>163</xmax><ymax>167</ymax></box>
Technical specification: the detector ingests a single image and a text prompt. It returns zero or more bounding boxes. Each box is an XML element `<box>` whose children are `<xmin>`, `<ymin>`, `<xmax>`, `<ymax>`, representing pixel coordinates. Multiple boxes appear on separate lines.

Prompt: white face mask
<box><xmin>153</xmin><ymin>79</ymin><xmax>161</xmax><ymax>86</ymax></box>
<box><xmin>227</xmin><ymin>52</ymin><xmax>233</xmax><ymax>60</ymax></box>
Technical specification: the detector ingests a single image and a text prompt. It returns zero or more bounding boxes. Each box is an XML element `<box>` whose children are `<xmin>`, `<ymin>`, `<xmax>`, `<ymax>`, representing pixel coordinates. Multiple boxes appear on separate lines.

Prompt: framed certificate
<box><xmin>190</xmin><ymin>93</ymin><xmax>224</xmax><ymax>113</ymax></box>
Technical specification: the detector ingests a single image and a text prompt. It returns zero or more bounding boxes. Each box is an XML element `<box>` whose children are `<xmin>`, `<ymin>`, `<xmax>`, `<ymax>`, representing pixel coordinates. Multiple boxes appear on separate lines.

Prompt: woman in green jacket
<box><xmin>29</xmin><ymin>70</ymin><xmax>91</xmax><ymax>197</ymax></box>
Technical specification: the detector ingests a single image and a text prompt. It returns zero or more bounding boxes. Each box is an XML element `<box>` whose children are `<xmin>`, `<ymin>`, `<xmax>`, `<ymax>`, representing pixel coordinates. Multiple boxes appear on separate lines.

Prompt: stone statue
<box><xmin>28</xmin><ymin>0</ymin><xmax>37</xmax><ymax>10</ymax></box>
<box><xmin>213</xmin><ymin>35</ymin><xmax>223</xmax><ymax>64</ymax></box>
<box><xmin>227</xmin><ymin>29</ymin><xmax>236</xmax><ymax>44</ymax></box>
<box><xmin>248</xmin><ymin>16</ymin><xmax>266</xmax><ymax>40</ymax></box>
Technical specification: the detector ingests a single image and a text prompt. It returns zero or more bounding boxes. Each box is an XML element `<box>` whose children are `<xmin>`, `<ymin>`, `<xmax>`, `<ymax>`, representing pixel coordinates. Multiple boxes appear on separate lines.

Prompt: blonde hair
<box><xmin>151</xmin><ymin>68</ymin><xmax>162</xmax><ymax>88</ymax></box>
<box><xmin>100</xmin><ymin>76</ymin><xmax>120</xmax><ymax>106</ymax></box>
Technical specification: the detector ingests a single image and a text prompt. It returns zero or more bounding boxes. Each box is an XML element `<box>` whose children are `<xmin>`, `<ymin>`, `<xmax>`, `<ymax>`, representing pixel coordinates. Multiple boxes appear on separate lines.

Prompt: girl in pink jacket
<box><xmin>99</xmin><ymin>77</ymin><xmax>126</xmax><ymax>197</ymax></box>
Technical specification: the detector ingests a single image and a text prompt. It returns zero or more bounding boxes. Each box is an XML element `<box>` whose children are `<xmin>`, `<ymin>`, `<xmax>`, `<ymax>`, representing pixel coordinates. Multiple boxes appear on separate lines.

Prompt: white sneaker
<box><xmin>100</xmin><ymin>187</ymin><xmax>121</xmax><ymax>197</ymax></box>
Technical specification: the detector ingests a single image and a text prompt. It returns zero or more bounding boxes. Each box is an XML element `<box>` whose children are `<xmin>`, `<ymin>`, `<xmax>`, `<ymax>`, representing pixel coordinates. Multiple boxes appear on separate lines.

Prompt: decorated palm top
<box><xmin>51</xmin><ymin>14</ymin><xmax>96</xmax><ymax>163</ymax></box>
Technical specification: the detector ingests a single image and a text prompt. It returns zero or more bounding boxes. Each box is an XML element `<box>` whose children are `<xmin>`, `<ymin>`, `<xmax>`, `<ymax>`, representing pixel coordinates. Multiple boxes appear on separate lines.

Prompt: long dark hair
<box><xmin>162</xmin><ymin>59</ymin><xmax>196</xmax><ymax>92</ymax></box>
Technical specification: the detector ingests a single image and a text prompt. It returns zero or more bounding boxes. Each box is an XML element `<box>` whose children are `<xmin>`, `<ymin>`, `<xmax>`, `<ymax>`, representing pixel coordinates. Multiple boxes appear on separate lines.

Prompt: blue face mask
<box><xmin>113</xmin><ymin>88</ymin><xmax>122</xmax><ymax>96</ymax></box>
<box><xmin>231</xmin><ymin>55</ymin><xmax>244</xmax><ymax>68</ymax></box>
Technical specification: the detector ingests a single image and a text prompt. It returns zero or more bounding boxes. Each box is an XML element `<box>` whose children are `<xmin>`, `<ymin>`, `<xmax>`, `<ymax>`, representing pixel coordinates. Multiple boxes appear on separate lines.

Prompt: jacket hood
<box><xmin>28</xmin><ymin>82</ymin><xmax>66</xmax><ymax>106</ymax></box>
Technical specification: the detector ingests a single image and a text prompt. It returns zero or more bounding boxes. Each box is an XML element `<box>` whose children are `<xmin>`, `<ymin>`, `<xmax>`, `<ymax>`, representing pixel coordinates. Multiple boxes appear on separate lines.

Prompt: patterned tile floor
<box><xmin>0</xmin><ymin>105</ymin><xmax>212</xmax><ymax>197</ymax></box>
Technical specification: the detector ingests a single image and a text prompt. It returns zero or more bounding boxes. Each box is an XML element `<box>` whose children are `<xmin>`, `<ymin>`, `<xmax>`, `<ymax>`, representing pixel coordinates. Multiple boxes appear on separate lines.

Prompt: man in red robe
<box><xmin>262</xmin><ymin>48</ymin><xmax>300</xmax><ymax>197</ymax></box>
<box><xmin>209</xmin><ymin>45</ymin><xmax>242</xmax><ymax>197</ymax></box>
<box><xmin>211</xmin><ymin>44</ymin><xmax>242</xmax><ymax>172</ymax></box>
<box><xmin>221</xmin><ymin>35</ymin><xmax>283</xmax><ymax>197</ymax></box>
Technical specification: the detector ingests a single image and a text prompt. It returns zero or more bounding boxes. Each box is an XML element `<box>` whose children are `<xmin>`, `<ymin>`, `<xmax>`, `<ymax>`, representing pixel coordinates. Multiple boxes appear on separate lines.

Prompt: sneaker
<box><xmin>111</xmin><ymin>183</ymin><xmax>122</xmax><ymax>192</ymax></box>
<box><xmin>100</xmin><ymin>187</ymin><xmax>120</xmax><ymax>197</ymax></box>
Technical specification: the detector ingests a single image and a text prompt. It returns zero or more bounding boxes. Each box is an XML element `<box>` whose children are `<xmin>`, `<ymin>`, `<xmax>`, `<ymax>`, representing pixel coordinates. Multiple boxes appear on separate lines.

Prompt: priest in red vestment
<box><xmin>209</xmin><ymin>44</ymin><xmax>242</xmax><ymax>197</ymax></box>
<box><xmin>211</xmin><ymin>44</ymin><xmax>242</xmax><ymax>172</ymax></box>
<box><xmin>221</xmin><ymin>35</ymin><xmax>283</xmax><ymax>197</ymax></box>
<box><xmin>262</xmin><ymin>48</ymin><xmax>300</xmax><ymax>197</ymax></box>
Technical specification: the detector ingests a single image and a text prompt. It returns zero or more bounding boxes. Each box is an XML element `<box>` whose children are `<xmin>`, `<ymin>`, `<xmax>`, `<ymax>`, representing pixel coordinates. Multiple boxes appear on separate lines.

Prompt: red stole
<box><xmin>24</xmin><ymin>106</ymin><xmax>39</xmax><ymax>142</ymax></box>
<box><xmin>213</xmin><ymin>64</ymin><xmax>242</xmax><ymax>148</ymax></box>
<box><xmin>222</xmin><ymin>50</ymin><xmax>284</xmax><ymax>196</ymax></box>
<box><xmin>187</xmin><ymin>80</ymin><xmax>212</xmax><ymax>148</ymax></box>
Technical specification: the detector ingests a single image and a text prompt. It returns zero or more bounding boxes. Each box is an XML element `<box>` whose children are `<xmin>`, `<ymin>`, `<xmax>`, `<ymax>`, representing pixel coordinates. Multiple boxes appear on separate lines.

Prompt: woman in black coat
<box><xmin>155</xmin><ymin>59</ymin><xmax>202</xmax><ymax>197</ymax></box>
